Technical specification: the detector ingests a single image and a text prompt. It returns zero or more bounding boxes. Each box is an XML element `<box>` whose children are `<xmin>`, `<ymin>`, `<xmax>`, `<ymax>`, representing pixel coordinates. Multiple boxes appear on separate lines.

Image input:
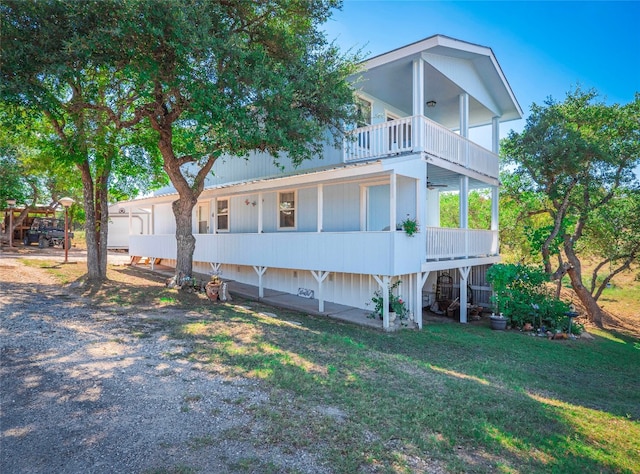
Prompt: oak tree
<box><xmin>501</xmin><ymin>88</ymin><xmax>640</xmax><ymax>325</ymax></box>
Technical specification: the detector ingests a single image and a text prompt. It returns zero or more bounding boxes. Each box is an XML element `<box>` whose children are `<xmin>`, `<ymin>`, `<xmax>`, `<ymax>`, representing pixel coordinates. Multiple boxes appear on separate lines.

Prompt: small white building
<box><xmin>114</xmin><ymin>35</ymin><xmax>522</xmax><ymax>329</ymax></box>
<box><xmin>107</xmin><ymin>204</ymin><xmax>151</xmax><ymax>250</ymax></box>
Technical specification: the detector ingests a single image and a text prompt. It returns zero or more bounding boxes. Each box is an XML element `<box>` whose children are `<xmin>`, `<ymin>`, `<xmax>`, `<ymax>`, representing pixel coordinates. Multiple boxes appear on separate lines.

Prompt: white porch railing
<box><xmin>425</xmin><ymin>227</ymin><xmax>498</xmax><ymax>261</ymax></box>
<box><xmin>129</xmin><ymin>230</ymin><xmax>424</xmax><ymax>276</ymax></box>
<box><xmin>344</xmin><ymin>115</ymin><xmax>499</xmax><ymax>178</ymax></box>
<box><xmin>129</xmin><ymin>228</ymin><xmax>498</xmax><ymax>273</ymax></box>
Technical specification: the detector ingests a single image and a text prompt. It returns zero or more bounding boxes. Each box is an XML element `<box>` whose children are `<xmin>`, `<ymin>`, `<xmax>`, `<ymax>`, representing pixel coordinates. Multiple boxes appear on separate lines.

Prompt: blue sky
<box><xmin>323</xmin><ymin>0</ymin><xmax>640</xmax><ymax>139</ymax></box>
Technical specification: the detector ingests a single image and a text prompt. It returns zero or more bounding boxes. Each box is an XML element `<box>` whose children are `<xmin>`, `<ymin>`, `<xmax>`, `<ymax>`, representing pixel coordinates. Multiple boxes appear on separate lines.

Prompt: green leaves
<box><xmin>499</xmin><ymin>87</ymin><xmax>640</xmax><ymax>322</ymax></box>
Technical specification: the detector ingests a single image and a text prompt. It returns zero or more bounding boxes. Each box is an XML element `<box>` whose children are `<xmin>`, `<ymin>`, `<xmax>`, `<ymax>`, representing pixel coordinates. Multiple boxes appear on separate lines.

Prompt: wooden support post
<box><xmin>458</xmin><ymin>266</ymin><xmax>471</xmax><ymax>324</ymax></box>
<box><xmin>210</xmin><ymin>262</ymin><xmax>221</xmax><ymax>275</ymax></box>
<box><xmin>310</xmin><ymin>270</ymin><xmax>330</xmax><ymax>313</ymax></box>
<box><xmin>373</xmin><ymin>275</ymin><xmax>391</xmax><ymax>330</ymax></box>
<box><xmin>415</xmin><ymin>271</ymin><xmax>430</xmax><ymax>330</ymax></box>
<box><xmin>253</xmin><ymin>266</ymin><xmax>267</xmax><ymax>298</ymax></box>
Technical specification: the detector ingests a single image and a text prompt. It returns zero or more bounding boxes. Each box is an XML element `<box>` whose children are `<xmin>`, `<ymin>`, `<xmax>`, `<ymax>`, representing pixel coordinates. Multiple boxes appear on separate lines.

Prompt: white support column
<box><xmin>128</xmin><ymin>208</ymin><xmax>133</xmax><ymax>235</ymax></box>
<box><xmin>212</xmin><ymin>199</ymin><xmax>218</xmax><ymax>233</ymax></box>
<box><xmin>491</xmin><ymin>116</ymin><xmax>500</xmax><ymax>154</ymax></box>
<box><xmin>310</xmin><ymin>270</ymin><xmax>330</xmax><ymax>312</ymax></box>
<box><xmin>390</xmin><ymin>171</ymin><xmax>397</xmax><ymax>232</ymax></box>
<box><xmin>459</xmin><ymin>176</ymin><xmax>469</xmax><ymax>229</ymax></box>
<box><xmin>491</xmin><ymin>186</ymin><xmax>499</xmax><ymax>232</ymax></box>
<box><xmin>253</xmin><ymin>266</ymin><xmax>267</xmax><ymax>298</ymax></box>
<box><xmin>360</xmin><ymin>186</ymin><xmax>367</xmax><ymax>231</ymax></box>
<box><xmin>415</xmin><ymin>271</ymin><xmax>430</xmax><ymax>329</ymax></box>
<box><xmin>460</xmin><ymin>176</ymin><xmax>469</xmax><ymax>257</ymax></box>
<box><xmin>317</xmin><ymin>184</ymin><xmax>323</xmax><ymax>232</ymax></box>
<box><xmin>415</xmin><ymin>178</ymin><xmax>423</xmax><ymax>224</ymax></box>
<box><xmin>458</xmin><ymin>266</ymin><xmax>471</xmax><ymax>324</ymax></box>
<box><xmin>210</xmin><ymin>262</ymin><xmax>221</xmax><ymax>275</ymax></box>
<box><xmin>459</xmin><ymin>93</ymin><xmax>469</xmax><ymax>138</ymax></box>
<box><xmin>412</xmin><ymin>58</ymin><xmax>425</xmax><ymax>117</ymax></box>
<box><xmin>412</xmin><ymin>57</ymin><xmax>425</xmax><ymax>151</ymax></box>
<box><xmin>150</xmin><ymin>205</ymin><xmax>155</xmax><ymax>234</ymax></box>
<box><xmin>373</xmin><ymin>275</ymin><xmax>391</xmax><ymax>330</ymax></box>
<box><xmin>460</xmin><ymin>93</ymin><xmax>470</xmax><ymax>167</ymax></box>
<box><xmin>258</xmin><ymin>192</ymin><xmax>263</xmax><ymax>234</ymax></box>
<box><xmin>426</xmin><ymin>189</ymin><xmax>440</xmax><ymax>227</ymax></box>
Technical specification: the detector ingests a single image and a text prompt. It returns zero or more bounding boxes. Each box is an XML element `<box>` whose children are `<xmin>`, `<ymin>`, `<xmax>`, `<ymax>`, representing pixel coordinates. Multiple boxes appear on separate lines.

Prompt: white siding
<box><xmin>367</xmin><ymin>185</ymin><xmax>390</xmax><ymax>231</ymax></box>
<box><xmin>262</xmin><ymin>192</ymin><xmax>277</xmax><ymax>232</ymax></box>
<box><xmin>323</xmin><ymin>183</ymin><xmax>361</xmax><ymax>232</ymax></box>
<box><xmin>297</xmin><ymin>187</ymin><xmax>318</xmax><ymax>232</ymax></box>
<box><xmin>230</xmin><ymin>194</ymin><xmax>259</xmax><ymax>233</ymax></box>
<box><xmin>396</xmin><ymin>175</ymin><xmax>417</xmax><ymax>222</ymax></box>
<box><xmin>154</xmin><ymin>203</ymin><xmax>175</xmax><ymax>234</ymax></box>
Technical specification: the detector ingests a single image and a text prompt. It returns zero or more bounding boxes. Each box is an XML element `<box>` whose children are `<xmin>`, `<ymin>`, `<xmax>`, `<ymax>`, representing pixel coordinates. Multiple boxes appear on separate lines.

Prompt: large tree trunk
<box><xmin>172</xmin><ymin>195</ymin><xmax>197</xmax><ymax>278</ymax></box>
<box><xmin>79</xmin><ymin>161</ymin><xmax>107</xmax><ymax>281</ymax></box>
<box><xmin>95</xmin><ymin>158</ymin><xmax>112</xmax><ymax>278</ymax></box>
<box><xmin>564</xmin><ymin>246</ymin><xmax>605</xmax><ymax>327</ymax></box>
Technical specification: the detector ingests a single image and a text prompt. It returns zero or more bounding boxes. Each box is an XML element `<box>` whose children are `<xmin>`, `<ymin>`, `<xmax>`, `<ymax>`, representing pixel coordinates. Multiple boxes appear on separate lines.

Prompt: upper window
<box><xmin>216</xmin><ymin>198</ymin><xmax>229</xmax><ymax>232</ymax></box>
<box><xmin>356</xmin><ymin>97</ymin><xmax>372</xmax><ymax>127</ymax></box>
<box><xmin>278</xmin><ymin>191</ymin><xmax>296</xmax><ymax>229</ymax></box>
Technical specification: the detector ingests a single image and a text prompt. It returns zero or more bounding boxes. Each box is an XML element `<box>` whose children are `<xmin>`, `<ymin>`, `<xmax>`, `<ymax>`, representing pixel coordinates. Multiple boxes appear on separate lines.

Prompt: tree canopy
<box><xmin>106</xmin><ymin>0</ymin><xmax>360</xmax><ymax>277</ymax></box>
<box><xmin>500</xmin><ymin>88</ymin><xmax>640</xmax><ymax>325</ymax></box>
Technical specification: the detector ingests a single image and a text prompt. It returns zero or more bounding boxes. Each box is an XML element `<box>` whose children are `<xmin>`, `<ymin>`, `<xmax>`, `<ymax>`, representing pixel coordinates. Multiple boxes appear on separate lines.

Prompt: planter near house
<box><xmin>205</xmin><ymin>276</ymin><xmax>223</xmax><ymax>301</ymax></box>
<box><xmin>490</xmin><ymin>314</ymin><xmax>507</xmax><ymax>330</ymax></box>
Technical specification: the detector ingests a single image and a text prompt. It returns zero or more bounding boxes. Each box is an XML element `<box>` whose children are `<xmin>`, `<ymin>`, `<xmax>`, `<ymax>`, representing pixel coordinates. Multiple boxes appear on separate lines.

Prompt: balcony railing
<box><xmin>129</xmin><ymin>231</ymin><xmax>424</xmax><ymax>276</ymax></box>
<box><xmin>129</xmin><ymin>227</ymin><xmax>499</xmax><ymax>275</ymax></box>
<box><xmin>344</xmin><ymin>115</ymin><xmax>499</xmax><ymax>178</ymax></box>
<box><xmin>425</xmin><ymin>227</ymin><xmax>498</xmax><ymax>261</ymax></box>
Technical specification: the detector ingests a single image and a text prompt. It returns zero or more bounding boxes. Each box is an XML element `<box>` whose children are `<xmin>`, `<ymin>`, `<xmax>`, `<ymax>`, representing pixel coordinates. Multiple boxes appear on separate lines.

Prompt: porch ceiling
<box><xmin>426</xmin><ymin>166</ymin><xmax>494</xmax><ymax>192</ymax></box>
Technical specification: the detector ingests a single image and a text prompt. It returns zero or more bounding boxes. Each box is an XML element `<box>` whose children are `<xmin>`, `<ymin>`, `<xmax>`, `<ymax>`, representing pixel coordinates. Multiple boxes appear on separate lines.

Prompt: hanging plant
<box><xmin>400</xmin><ymin>216</ymin><xmax>419</xmax><ymax>236</ymax></box>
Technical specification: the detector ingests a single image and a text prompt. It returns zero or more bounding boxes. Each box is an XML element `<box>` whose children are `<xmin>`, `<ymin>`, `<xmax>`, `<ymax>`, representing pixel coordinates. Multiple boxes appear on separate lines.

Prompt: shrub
<box><xmin>486</xmin><ymin>264</ymin><xmax>571</xmax><ymax>331</ymax></box>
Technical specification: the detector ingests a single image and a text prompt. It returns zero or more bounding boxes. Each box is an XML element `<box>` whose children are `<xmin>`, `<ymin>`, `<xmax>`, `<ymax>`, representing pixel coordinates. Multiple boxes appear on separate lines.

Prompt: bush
<box><xmin>486</xmin><ymin>264</ymin><xmax>571</xmax><ymax>332</ymax></box>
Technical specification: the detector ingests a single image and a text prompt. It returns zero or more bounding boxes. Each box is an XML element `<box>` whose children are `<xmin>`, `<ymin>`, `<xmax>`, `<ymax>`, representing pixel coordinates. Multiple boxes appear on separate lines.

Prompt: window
<box><xmin>216</xmin><ymin>198</ymin><xmax>229</xmax><ymax>232</ymax></box>
<box><xmin>278</xmin><ymin>191</ymin><xmax>296</xmax><ymax>229</ymax></box>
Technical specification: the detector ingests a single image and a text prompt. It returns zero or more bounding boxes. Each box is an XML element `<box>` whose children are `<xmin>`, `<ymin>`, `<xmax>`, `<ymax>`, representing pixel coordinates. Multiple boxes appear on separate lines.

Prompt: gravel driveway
<box><xmin>0</xmin><ymin>254</ymin><xmax>329</xmax><ymax>473</ymax></box>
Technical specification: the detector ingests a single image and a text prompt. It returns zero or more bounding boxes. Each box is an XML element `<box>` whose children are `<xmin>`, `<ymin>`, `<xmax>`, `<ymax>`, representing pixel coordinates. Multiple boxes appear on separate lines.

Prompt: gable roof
<box><xmin>355</xmin><ymin>34</ymin><xmax>523</xmax><ymax>128</ymax></box>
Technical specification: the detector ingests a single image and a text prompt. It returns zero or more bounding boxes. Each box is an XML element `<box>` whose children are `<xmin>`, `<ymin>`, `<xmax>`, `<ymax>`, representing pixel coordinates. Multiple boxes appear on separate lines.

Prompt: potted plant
<box><xmin>399</xmin><ymin>215</ymin><xmax>419</xmax><ymax>237</ymax></box>
<box><xmin>205</xmin><ymin>275</ymin><xmax>222</xmax><ymax>301</ymax></box>
<box><xmin>369</xmin><ymin>280</ymin><xmax>408</xmax><ymax>321</ymax></box>
<box><xmin>489</xmin><ymin>313</ymin><xmax>507</xmax><ymax>330</ymax></box>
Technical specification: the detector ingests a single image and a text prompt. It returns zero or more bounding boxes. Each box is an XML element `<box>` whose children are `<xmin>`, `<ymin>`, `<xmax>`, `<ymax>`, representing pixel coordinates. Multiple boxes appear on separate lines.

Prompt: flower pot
<box><xmin>205</xmin><ymin>283</ymin><xmax>221</xmax><ymax>301</ymax></box>
<box><xmin>490</xmin><ymin>316</ymin><xmax>507</xmax><ymax>330</ymax></box>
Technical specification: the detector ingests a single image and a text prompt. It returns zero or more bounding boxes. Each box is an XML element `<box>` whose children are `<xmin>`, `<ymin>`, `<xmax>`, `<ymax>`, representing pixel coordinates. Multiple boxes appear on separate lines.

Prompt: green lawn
<box><xmin>174</xmin><ymin>303</ymin><xmax>640</xmax><ymax>473</ymax></box>
<box><xmin>29</xmin><ymin>261</ymin><xmax>640</xmax><ymax>473</ymax></box>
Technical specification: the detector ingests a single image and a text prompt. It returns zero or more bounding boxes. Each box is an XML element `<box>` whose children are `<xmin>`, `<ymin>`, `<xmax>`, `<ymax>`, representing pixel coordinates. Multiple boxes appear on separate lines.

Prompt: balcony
<box><xmin>425</xmin><ymin>227</ymin><xmax>498</xmax><ymax>261</ymax></box>
<box><xmin>129</xmin><ymin>231</ymin><xmax>424</xmax><ymax>276</ymax></box>
<box><xmin>344</xmin><ymin>115</ymin><xmax>499</xmax><ymax>178</ymax></box>
<box><xmin>129</xmin><ymin>227</ymin><xmax>498</xmax><ymax>276</ymax></box>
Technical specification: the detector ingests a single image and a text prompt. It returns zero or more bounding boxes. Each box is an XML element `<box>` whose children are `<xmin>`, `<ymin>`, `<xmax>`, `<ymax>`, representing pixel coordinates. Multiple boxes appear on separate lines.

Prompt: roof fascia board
<box><xmin>364</xmin><ymin>36</ymin><xmax>441</xmax><ymax>69</ymax></box>
<box><xmin>118</xmin><ymin>161</ymin><xmax>387</xmax><ymax>206</ymax></box>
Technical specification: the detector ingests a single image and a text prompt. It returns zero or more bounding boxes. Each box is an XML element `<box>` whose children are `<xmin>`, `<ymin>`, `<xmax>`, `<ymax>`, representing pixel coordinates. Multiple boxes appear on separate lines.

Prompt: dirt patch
<box><xmin>0</xmin><ymin>254</ymin><xmax>330</xmax><ymax>473</ymax></box>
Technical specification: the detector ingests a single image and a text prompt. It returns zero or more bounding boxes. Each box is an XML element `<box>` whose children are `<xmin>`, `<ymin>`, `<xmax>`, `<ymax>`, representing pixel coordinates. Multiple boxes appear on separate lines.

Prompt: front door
<box><xmin>197</xmin><ymin>202</ymin><xmax>210</xmax><ymax>234</ymax></box>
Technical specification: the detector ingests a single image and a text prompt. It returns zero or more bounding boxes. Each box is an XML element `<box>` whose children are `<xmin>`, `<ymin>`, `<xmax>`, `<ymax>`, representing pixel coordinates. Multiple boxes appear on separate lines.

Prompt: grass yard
<box><xmin>28</xmin><ymin>260</ymin><xmax>640</xmax><ymax>473</ymax></box>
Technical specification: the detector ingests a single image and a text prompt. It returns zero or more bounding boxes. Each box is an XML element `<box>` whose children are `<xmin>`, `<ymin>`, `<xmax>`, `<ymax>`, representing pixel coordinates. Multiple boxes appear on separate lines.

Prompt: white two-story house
<box><xmin>113</xmin><ymin>35</ymin><xmax>522</xmax><ymax>330</ymax></box>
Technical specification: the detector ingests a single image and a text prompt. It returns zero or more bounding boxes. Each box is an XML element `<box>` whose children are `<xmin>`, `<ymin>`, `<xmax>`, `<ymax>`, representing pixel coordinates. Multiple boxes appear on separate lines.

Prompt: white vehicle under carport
<box><xmin>23</xmin><ymin>217</ymin><xmax>73</xmax><ymax>248</ymax></box>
